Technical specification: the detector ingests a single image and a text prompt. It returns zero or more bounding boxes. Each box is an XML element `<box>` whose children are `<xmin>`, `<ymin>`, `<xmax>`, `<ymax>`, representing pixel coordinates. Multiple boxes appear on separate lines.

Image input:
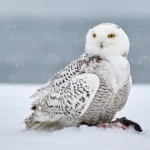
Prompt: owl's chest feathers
<box><xmin>80</xmin><ymin>56</ymin><xmax>130</xmax><ymax>123</ymax></box>
<box><xmin>83</xmin><ymin>56</ymin><xmax>130</xmax><ymax>91</ymax></box>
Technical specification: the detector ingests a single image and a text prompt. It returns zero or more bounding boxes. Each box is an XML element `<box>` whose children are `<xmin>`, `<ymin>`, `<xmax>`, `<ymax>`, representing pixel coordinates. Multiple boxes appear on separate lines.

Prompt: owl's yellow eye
<box><xmin>93</xmin><ymin>33</ymin><xmax>97</xmax><ymax>38</ymax></box>
<box><xmin>107</xmin><ymin>34</ymin><xmax>115</xmax><ymax>38</ymax></box>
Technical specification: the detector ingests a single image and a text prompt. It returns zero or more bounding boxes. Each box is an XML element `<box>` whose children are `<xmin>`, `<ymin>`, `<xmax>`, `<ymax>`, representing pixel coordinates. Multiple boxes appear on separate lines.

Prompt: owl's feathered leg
<box><xmin>77</xmin><ymin>122</ymin><xmax>92</xmax><ymax>127</ymax></box>
<box><xmin>78</xmin><ymin>121</ymin><xmax>103</xmax><ymax>127</ymax></box>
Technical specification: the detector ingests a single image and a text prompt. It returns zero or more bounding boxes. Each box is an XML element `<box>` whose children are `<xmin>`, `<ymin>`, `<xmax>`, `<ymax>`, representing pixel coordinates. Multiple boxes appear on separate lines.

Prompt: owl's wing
<box><xmin>118</xmin><ymin>75</ymin><xmax>132</xmax><ymax>111</ymax></box>
<box><xmin>30</xmin><ymin>71</ymin><xmax>62</xmax><ymax>99</ymax></box>
<box><xmin>32</xmin><ymin>73</ymin><xmax>100</xmax><ymax>122</ymax></box>
<box><xmin>30</xmin><ymin>59</ymin><xmax>84</xmax><ymax>99</ymax></box>
<box><xmin>61</xmin><ymin>73</ymin><xmax>100</xmax><ymax>117</ymax></box>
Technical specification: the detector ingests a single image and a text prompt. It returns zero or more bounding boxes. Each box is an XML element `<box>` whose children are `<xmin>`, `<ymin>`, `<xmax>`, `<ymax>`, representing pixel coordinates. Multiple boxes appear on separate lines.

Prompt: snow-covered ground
<box><xmin>0</xmin><ymin>84</ymin><xmax>150</xmax><ymax>150</ymax></box>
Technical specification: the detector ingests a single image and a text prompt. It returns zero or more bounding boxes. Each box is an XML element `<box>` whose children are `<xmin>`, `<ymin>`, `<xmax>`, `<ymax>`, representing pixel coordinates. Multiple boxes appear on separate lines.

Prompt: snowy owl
<box><xmin>24</xmin><ymin>23</ymin><xmax>132</xmax><ymax>130</ymax></box>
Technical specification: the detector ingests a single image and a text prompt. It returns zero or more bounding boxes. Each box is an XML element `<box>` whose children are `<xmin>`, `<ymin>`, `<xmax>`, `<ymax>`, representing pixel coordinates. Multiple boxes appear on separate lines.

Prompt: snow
<box><xmin>0</xmin><ymin>84</ymin><xmax>150</xmax><ymax>150</ymax></box>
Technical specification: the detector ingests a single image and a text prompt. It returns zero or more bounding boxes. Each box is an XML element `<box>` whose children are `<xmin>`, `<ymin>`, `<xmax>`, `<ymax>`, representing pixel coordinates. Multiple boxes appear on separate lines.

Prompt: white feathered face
<box><xmin>85</xmin><ymin>23</ymin><xmax>130</xmax><ymax>57</ymax></box>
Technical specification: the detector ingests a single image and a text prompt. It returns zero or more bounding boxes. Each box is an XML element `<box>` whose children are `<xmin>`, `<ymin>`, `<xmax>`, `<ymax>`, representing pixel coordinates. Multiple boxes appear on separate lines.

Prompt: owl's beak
<box><xmin>100</xmin><ymin>42</ymin><xmax>104</xmax><ymax>48</ymax></box>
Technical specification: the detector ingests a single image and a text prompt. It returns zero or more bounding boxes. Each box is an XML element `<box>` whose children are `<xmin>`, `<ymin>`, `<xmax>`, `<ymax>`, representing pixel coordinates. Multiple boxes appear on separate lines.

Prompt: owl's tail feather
<box><xmin>24</xmin><ymin>113</ymin><xmax>62</xmax><ymax>131</ymax></box>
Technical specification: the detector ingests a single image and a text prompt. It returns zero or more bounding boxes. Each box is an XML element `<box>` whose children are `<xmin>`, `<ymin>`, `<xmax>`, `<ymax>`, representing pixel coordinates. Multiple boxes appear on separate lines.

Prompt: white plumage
<box><xmin>25</xmin><ymin>23</ymin><xmax>132</xmax><ymax>130</ymax></box>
